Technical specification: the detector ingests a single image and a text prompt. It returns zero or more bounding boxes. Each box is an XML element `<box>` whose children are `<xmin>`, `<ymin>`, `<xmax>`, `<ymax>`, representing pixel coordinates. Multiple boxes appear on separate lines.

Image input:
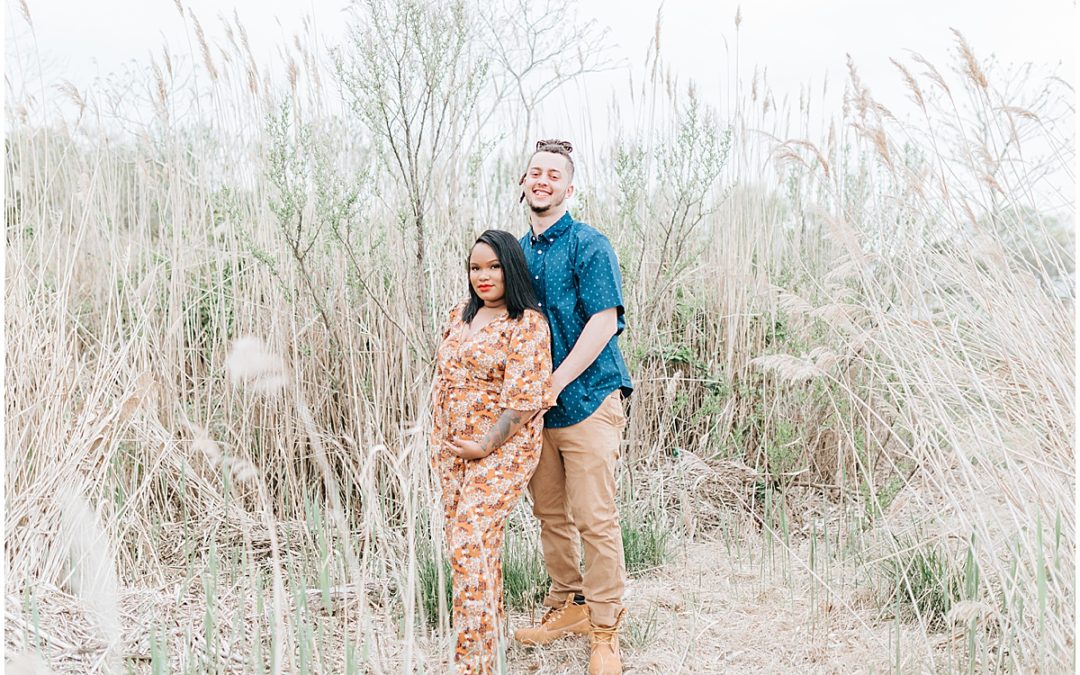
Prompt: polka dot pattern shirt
<box><xmin>520</xmin><ymin>212</ymin><xmax>634</xmax><ymax>428</ymax></box>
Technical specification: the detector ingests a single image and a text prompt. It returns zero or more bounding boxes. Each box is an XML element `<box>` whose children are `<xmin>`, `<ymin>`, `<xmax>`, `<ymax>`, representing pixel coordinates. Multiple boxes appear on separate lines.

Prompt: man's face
<box><xmin>523</xmin><ymin>151</ymin><xmax>574</xmax><ymax>214</ymax></box>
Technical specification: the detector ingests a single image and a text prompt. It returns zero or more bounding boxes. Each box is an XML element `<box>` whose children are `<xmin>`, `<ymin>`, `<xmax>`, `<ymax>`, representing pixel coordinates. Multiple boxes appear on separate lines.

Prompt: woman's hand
<box><xmin>447</xmin><ymin>438</ymin><xmax>489</xmax><ymax>460</ymax></box>
<box><xmin>447</xmin><ymin>408</ymin><xmax>538</xmax><ymax>460</ymax></box>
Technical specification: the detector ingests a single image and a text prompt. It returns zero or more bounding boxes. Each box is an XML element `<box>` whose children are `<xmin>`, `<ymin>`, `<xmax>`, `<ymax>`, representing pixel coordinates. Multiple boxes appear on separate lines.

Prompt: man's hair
<box><xmin>519</xmin><ymin>139</ymin><xmax>575</xmax><ymax>202</ymax></box>
<box><xmin>462</xmin><ymin>229</ymin><xmax>542</xmax><ymax>324</ymax></box>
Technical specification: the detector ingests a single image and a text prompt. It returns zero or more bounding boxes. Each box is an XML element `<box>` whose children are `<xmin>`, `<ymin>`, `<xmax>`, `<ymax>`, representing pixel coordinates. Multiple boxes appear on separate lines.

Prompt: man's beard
<box><xmin>526</xmin><ymin>190</ymin><xmax>564</xmax><ymax>214</ymax></box>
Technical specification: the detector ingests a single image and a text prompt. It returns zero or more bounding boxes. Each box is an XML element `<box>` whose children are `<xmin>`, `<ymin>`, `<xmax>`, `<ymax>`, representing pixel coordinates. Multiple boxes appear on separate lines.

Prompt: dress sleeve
<box><xmin>498</xmin><ymin>310</ymin><xmax>554</xmax><ymax>411</ymax></box>
<box><xmin>441</xmin><ymin>302</ymin><xmax>464</xmax><ymax>340</ymax></box>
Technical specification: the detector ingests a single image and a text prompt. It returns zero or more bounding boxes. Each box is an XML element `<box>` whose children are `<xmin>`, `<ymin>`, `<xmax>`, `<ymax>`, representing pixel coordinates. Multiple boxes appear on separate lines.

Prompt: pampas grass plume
<box><xmin>5</xmin><ymin>652</ymin><xmax>54</xmax><ymax>675</ymax></box>
<box><xmin>56</xmin><ymin>489</ymin><xmax>121</xmax><ymax>669</ymax></box>
<box><xmin>751</xmin><ymin>353</ymin><xmax>823</xmax><ymax>384</ymax></box>
<box><xmin>190</xmin><ymin>427</ymin><xmax>224</xmax><ymax>465</ymax></box>
<box><xmin>226</xmin><ymin>336</ymin><xmax>288</xmax><ymax>393</ymax></box>
<box><xmin>946</xmin><ymin>599</ymin><xmax>995</xmax><ymax>626</ymax></box>
<box><xmin>188</xmin><ymin>422</ymin><xmax>259</xmax><ymax>485</ymax></box>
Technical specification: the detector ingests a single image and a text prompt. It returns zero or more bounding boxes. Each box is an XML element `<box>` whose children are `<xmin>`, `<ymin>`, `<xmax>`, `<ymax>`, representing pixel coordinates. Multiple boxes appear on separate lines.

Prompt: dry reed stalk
<box><xmin>292</xmin><ymin>372</ymin><xmax>388</xmax><ymax>674</ymax></box>
<box><xmin>951</xmin><ymin>29</ymin><xmax>988</xmax><ymax>92</ymax></box>
<box><xmin>220</xmin><ymin>336</ymin><xmax>295</xmax><ymax>674</ymax></box>
<box><xmin>189</xmin><ymin>11</ymin><xmax>219</xmax><ymax>82</ymax></box>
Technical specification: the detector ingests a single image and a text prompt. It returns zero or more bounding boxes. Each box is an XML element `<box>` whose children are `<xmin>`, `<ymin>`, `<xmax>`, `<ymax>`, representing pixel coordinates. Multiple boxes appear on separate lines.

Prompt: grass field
<box><xmin>4</xmin><ymin>1</ymin><xmax>1074</xmax><ymax>672</ymax></box>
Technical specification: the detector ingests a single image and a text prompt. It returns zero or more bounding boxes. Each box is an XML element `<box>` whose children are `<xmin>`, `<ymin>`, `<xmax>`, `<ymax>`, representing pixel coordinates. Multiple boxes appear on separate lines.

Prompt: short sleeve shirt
<box><xmin>520</xmin><ymin>212</ymin><xmax>633</xmax><ymax>428</ymax></box>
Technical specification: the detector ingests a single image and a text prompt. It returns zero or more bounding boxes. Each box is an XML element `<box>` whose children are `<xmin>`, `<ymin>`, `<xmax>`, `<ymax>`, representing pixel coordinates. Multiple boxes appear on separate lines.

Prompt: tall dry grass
<box><xmin>5</xmin><ymin>3</ymin><xmax>1073</xmax><ymax>672</ymax></box>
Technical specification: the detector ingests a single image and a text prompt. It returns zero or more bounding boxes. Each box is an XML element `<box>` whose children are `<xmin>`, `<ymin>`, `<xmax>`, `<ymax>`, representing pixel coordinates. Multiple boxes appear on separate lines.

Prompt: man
<box><xmin>513</xmin><ymin>139</ymin><xmax>633</xmax><ymax>675</ymax></box>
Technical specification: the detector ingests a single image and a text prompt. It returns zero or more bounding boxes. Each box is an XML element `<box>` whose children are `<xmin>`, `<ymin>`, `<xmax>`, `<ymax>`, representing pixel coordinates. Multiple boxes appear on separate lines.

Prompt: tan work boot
<box><xmin>588</xmin><ymin>608</ymin><xmax>626</xmax><ymax>675</ymax></box>
<box><xmin>513</xmin><ymin>594</ymin><xmax>590</xmax><ymax>645</ymax></box>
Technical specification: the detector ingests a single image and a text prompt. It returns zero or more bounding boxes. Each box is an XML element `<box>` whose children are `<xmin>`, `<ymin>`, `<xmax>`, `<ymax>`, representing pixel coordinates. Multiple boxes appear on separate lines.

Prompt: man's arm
<box><xmin>550</xmin><ymin>307</ymin><xmax>618</xmax><ymax>399</ymax></box>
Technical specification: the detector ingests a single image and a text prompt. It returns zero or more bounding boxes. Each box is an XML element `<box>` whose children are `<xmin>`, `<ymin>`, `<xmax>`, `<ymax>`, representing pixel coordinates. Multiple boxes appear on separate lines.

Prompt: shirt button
<box><xmin>537</xmin><ymin>250</ymin><xmax>543</xmax><ymax>254</ymax></box>
<box><xmin>538</xmin><ymin>303</ymin><xmax>543</xmax><ymax>307</ymax></box>
<box><xmin>534</xmin><ymin>276</ymin><xmax>539</xmax><ymax>280</ymax></box>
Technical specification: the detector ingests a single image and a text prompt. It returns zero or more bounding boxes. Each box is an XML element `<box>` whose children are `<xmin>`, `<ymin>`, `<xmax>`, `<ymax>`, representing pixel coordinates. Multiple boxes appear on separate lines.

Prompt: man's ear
<box><xmin>566</xmin><ymin>184</ymin><xmax>574</xmax><ymax>200</ymax></box>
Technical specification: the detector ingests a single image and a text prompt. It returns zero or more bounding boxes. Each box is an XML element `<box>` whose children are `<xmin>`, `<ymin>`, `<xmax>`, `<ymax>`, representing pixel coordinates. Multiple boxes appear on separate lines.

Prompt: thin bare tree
<box><xmin>336</xmin><ymin>0</ymin><xmax>487</xmax><ymax>334</ymax></box>
<box><xmin>478</xmin><ymin>0</ymin><xmax>619</xmax><ymax>151</ymax></box>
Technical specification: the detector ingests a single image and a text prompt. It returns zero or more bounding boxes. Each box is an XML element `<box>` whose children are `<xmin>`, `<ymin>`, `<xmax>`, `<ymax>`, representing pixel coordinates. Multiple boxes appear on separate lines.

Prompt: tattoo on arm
<box><xmin>480</xmin><ymin>409</ymin><xmax>535</xmax><ymax>453</ymax></box>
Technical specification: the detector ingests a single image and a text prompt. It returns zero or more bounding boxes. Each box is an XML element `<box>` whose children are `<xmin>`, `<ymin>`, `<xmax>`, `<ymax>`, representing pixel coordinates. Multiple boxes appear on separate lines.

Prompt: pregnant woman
<box><xmin>431</xmin><ymin>229</ymin><xmax>553</xmax><ymax>673</ymax></box>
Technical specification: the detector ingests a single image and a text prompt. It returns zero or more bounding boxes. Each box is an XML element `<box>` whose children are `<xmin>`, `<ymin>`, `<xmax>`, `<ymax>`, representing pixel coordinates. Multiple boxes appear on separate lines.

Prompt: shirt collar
<box><xmin>530</xmin><ymin>211</ymin><xmax>574</xmax><ymax>245</ymax></box>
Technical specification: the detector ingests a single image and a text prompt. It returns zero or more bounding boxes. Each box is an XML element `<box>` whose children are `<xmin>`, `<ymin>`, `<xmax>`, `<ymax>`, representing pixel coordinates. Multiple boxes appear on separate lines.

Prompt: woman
<box><xmin>431</xmin><ymin>229</ymin><xmax>553</xmax><ymax>673</ymax></box>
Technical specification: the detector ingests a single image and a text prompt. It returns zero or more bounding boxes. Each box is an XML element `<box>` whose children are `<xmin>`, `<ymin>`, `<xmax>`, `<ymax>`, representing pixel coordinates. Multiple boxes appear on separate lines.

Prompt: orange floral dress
<box><xmin>431</xmin><ymin>302</ymin><xmax>553</xmax><ymax>674</ymax></box>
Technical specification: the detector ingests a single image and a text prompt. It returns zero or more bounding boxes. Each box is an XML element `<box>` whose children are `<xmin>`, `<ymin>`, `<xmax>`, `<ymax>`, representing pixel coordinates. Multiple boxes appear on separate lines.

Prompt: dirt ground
<box><xmin>502</xmin><ymin>538</ymin><xmax>954</xmax><ymax>674</ymax></box>
<box><xmin>7</xmin><ymin>536</ymin><xmax>961</xmax><ymax>674</ymax></box>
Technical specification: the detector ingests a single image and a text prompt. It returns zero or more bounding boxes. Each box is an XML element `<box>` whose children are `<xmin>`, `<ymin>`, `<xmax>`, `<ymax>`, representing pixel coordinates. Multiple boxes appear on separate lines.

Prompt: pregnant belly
<box><xmin>445</xmin><ymin>389</ymin><xmax>501</xmax><ymax>440</ymax></box>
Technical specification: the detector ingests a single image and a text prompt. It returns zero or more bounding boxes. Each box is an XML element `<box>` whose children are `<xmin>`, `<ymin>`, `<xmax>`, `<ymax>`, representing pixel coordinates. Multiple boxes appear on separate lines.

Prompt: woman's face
<box><xmin>469</xmin><ymin>242</ymin><xmax>505</xmax><ymax>306</ymax></box>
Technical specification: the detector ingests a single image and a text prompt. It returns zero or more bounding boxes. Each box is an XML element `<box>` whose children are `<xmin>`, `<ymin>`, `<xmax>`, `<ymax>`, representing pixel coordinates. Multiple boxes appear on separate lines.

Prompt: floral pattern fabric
<box><xmin>431</xmin><ymin>302</ymin><xmax>553</xmax><ymax>673</ymax></box>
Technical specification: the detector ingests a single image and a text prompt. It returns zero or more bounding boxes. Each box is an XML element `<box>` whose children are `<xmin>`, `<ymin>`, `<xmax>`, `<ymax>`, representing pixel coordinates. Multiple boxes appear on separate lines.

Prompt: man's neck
<box><xmin>529</xmin><ymin>206</ymin><xmax>568</xmax><ymax>237</ymax></box>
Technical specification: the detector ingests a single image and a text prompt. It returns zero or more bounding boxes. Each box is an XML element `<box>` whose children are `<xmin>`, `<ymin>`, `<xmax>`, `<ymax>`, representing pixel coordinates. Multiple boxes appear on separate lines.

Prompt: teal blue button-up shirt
<box><xmin>520</xmin><ymin>212</ymin><xmax>633</xmax><ymax>428</ymax></box>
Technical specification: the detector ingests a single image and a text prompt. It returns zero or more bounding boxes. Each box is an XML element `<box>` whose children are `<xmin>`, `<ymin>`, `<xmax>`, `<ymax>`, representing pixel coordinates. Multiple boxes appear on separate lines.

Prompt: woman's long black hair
<box><xmin>462</xmin><ymin>229</ymin><xmax>541</xmax><ymax>324</ymax></box>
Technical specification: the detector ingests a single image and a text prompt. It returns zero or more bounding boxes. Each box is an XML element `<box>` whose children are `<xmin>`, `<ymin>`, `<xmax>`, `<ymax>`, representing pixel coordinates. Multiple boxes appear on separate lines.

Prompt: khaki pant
<box><xmin>529</xmin><ymin>390</ymin><xmax>627</xmax><ymax>626</ymax></box>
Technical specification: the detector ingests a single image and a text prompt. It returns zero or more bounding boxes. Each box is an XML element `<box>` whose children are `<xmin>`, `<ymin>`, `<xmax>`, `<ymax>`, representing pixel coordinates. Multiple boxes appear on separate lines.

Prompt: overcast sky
<box><xmin>7</xmin><ymin>0</ymin><xmax>1073</xmax><ymax>98</ymax></box>
<box><xmin>598</xmin><ymin>0</ymin><xmax>1075</xmax><ymax>90</ymax></box>
<box><xmin>5</xmin><ymin>0</ymin><xmax>1076</xmax><ymax>170</ymax></box>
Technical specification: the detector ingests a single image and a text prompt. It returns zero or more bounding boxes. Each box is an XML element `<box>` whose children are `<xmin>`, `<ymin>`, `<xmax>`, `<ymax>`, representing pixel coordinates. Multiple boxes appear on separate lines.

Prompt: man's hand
<box><xmin>447</xmin><ymin>438</ymin><xmax>489</xmax><ymax>460</ymax></box>
<box><xmin>549</xmin><ymin>373</ymin><xmax>568</xmax><ymax>402</ymax></box>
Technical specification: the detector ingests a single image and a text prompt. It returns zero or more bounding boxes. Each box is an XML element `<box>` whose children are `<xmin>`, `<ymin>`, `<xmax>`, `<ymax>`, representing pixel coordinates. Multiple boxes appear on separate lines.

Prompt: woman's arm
<box><xmin>449</xmin><ymin>310</ymin><xmax>550</xmax><ymax>460</ymax></box>
<box><xmin>447</xmin><ymin>407</ymin><xmax>539</xmax><ymax>460</ymax></box>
